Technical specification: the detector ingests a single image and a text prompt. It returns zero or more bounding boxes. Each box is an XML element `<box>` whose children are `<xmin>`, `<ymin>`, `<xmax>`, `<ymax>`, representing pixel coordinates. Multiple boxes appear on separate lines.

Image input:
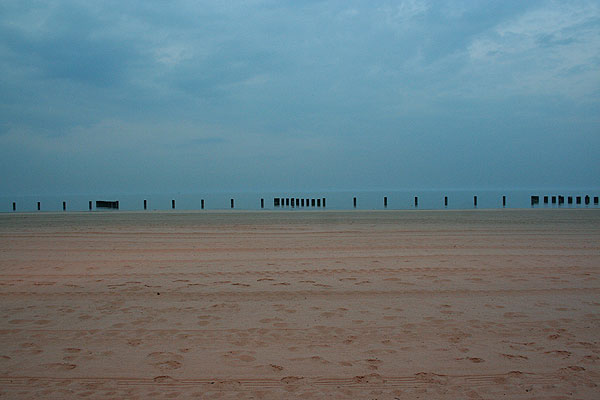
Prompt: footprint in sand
<box><xmin>147</xmin><ymin>352</ymin><xmax>183</xmax><ymax>371</ymax></box>
<box><xmin>63</xmin><ymin>348</ymin><xmax>81</xmax><ymax>354</ymax></box>
<box><xmin>43</xmin><ymin>363</ymin><xmax>77</xmax><ymax>370</ymax></box>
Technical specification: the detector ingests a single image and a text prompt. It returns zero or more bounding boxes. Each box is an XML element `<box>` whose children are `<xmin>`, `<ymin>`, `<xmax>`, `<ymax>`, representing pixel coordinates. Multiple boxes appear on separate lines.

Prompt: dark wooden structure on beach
<box><xmin>96</xmin><ymin>200</ymin><xmax>119</xmax><ymax>209</ymax></box>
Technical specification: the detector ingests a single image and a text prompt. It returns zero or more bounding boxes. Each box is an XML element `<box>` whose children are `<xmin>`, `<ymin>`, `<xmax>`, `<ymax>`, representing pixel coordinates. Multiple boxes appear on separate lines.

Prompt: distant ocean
<box><xmin>2</xmin><ymin>189</ymin><xmax>599</xmax><ymax>213</ymax></box>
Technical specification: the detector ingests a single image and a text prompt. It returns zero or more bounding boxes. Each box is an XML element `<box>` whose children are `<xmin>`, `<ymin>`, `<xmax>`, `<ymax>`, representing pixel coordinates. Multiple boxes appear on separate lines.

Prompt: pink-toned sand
<box><xmin>0</xmin><ymin>209</ymin><xmax>598</xmax><ymax>399</ymax></box>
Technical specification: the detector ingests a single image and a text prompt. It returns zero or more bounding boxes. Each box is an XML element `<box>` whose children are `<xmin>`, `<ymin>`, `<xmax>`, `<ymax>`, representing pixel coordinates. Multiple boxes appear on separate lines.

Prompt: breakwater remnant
<box><xmin>273</xmin><ymin>197</ymin><xmax>326</xmax><ymax>208</ymax></box>
<box><xmin>96</xmin><ymin>201</ymin><xmax>119</xmax><ymax>209</ymax></box>
<box><xmin>531</xmin><ymin>194</ymin><xmax>598</xmax><ymax>207</ymax></box>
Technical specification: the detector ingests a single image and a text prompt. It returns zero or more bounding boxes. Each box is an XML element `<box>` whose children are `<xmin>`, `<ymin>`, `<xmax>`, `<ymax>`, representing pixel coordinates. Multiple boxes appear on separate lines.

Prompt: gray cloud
<box><xmin>1</xmin><ymin>0</ymin><xmax>598</xmax><ymax>195</ymax></box>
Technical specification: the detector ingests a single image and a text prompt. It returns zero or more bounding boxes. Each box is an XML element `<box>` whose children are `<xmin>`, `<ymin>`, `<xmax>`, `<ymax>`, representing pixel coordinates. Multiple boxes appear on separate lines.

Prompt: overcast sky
<box><xmin>1</xmin><ymin>0</ymin><xmax>599</xmax><ymax>195</ymax></box>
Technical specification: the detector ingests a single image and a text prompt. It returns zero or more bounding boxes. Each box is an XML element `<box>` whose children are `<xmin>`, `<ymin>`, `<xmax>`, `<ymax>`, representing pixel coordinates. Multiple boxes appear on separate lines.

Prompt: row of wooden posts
<box><xmin>9</xmin><ymin>195</ymin><xmax>599</xmax><ymax>211</ymax></box>
<box><xmin>530</xmin><ymin>195</ymin><xmax>598</xmax><ymax>206</ymax></box>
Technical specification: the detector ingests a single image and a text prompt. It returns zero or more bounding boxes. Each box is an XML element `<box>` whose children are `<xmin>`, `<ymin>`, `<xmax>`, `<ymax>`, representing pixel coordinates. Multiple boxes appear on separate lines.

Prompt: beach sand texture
<box><xmin>0</xmin><ymin>209</ymin><xmax>599</xmax><ymax>399</ymax></box>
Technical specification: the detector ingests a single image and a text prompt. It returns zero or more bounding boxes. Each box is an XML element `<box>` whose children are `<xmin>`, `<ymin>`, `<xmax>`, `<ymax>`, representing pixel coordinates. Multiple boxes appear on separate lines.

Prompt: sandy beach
<box><xmin>0</xmin><ymin>209</ymin><xmax>598</xmax><ymax>399</ymax></box>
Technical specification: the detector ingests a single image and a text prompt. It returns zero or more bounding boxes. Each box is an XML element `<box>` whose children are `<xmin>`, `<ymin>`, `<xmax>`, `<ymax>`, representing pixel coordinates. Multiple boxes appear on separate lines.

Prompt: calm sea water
<box><xmin>1</xmin><ymin>189</ymin><xmax>599</xmax><ymax>213</ymax></box>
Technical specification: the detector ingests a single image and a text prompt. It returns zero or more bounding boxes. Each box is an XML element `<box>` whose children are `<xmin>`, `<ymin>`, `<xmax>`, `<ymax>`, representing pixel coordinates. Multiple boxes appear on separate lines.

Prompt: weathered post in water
<box><xmin>201</xmin><ymin>199</ymin><xmax>205</xmax><ymax>209</ymax></box>
<box><xmin>568</xmin><ymin>196</ymin><xmax>573</xmax><ymax>204</ymax></box>
<box><xmin>63</xmin><ymin>201</ymin><xmax>66</xmax><ymax>211</ymax></box>
<box><xmin>384</xmin><ymin>197</ymin><xmax>387</xmax><ymax>208</ymax></box>
<box><xmin>89</xmin><ymin>201</ymin><xmax>92</xmax><ymax>211</ymax></box>
<box><xmin>415</xmin><ymin>197</ymin><xmax>418</xmax><ymax>207</ymax></box>
<box><xmin>531</xmin><ymin>196</ymin><xmax>539</xmax><ymax>206</ymax></box>
<box><xmin>585</xmin><ymin>195</ymin><xmax>590</xmax><ymax>205</ymax></box>
<box><xmin>544</xmin><ymin>196</ymin><xmax>548</xmax><ymax>204</ymax></box>
<box><xmin>261</xmin><ymin>198</ymin><xmax>264</xmax><ymax>209</ymax></box>
<box><xmin>502</xmin><ymin>196</ymin><xmax>506</xmax><ymax>207</ymax></box>
<box><xmin>558</xmin><ymin>196</ymin><xmax>564</xmax><ymax>205</ymax></box>
<box><xmin>594</xmin><ymin>196</ymin><xmax>599</xmax><ymax>205</ymax></box>
<box><xmin>474</xmin><ymin>196</ymin><xmax>478</xmax><ymax>207</ymax></box>
<box><xmin>322</xmin><ymin>198</ymin><xmax>326</xmax><ymax>208</ymax></box>
<box><xmin>353</xmin><ymin>197</ymin><xmax>357</xmax><ymax>208</ymax></box>
<box><xmin>12</xmin><ymin>202</ymin><xmax>16</xmax><ymax>211</ymax></box>
<box><xmin>172</xmin><ymin>199</ymin><xmax>175</xmax><ymax>209</ymax></box>
<box><xmin>144</xmin><ymin>199</ymin><xmax>147</xmax><ymax>210</ymax></box>
<box><xmin>231</xmin><ymin>199</ymin><xmax>234</xmax><ymax>209</ymax></box>
<box><xmin>576</xmin><ymin>196</ymin><xmax>582</xmax><ymax>204</ymax></box>
<box><xmin>444</xmin><ymin>196</ymin><xmax>448</xmax><ymax>207</ymax></box>
<box><xmin>37</xmin><ymin>202</ymin><xmax>41</xmax><ymax>211</ymax></box>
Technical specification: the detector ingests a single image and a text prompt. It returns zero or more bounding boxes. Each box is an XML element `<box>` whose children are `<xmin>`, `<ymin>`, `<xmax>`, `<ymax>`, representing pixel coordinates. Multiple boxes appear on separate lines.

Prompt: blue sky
<box><xmin>1</xmin><ymin>0</ymin><xmax>599</xmax><ymax>195</ymax></box>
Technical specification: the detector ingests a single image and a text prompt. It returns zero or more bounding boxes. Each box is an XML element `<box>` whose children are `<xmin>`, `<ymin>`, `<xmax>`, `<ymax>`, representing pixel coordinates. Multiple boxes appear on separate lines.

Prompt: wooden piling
<box><xmin>585</xmin><ymin>195</ymin><xmax>590</xmax><ymax>205</ymax></box>
<box><xmin>544</xmin><ymin>196</ymin><xmax>548</xmax><ymax>204</ymax></box>
<box><xmin>474</xmin><ymin>196</ymin><xmax>478</xmax><ymax>207</ymax></box>
<box><xmin>594</xmin><ymin>196</ymin><xmax>599</xmax><ymax>205</ymax></box>
<box><xmin>502</xmin><ymin>196</ymin><xmax>506</xmax><ymax>207</ymax></box>
<box><xmin>172</xmin><ymin>199</ymin><xmax>175</xmax><ymax>209</ymax></box>
<box><xmin>322</xmin><ymin>198</ymin><xmax>326</xmax><ymax>208</ymax></box>
<box><xmin>144</xmin><ymin>199</ymin><xmax>147</xmax><ymax>210</ymax></box>
<box><xmin>317</xmin><ymin>198</ymin><xmax>321</xmax><ymax>207</ymax></box>
<box><xmin>37</xmin><ymin>202</ymin><xmax>41</xmax><ymax>211</ymax></box>
<box><xmin>311</xmin><ymin>199</ymin><xmax>316</xmax><ymax>207</ymax></box>
<box><xmin>444</xmin><ymin>196</ymin><xmax>448</xmax><ymax>207</ymax></box>
<box><xmin>296</xmin><ymin>198</ymin><xmax>300</xmax><ymax>207</ymax></box>
<box><xmin>12</xmin><ymin>202</ymin><xmax>16</xmax><ymax>211</ymax></box>
<box><xmin>261</xmin><ymin>198</ymin><xmax>264</xmax><ymax>209</ymax></box>
<box><xmin>568</xmin><ymin>196</ymin><xmax>573</xmax><ymax>204</ymax></box>
<box><xmin>89</xmin><ymin>201</ymin><xmax>92</xmax><ymax>211</ymax></box>
<box><xmin>384</xmin><ymin>197</ymin><xmax>387</xmax><ymax>208</ymax></box>
<box><xmin>558</xmin><ymin>196</ymin><xmax>564</xmax><ymax>205</ymax></box>
<box><xmin>415</xmin><ymin>196</ymin><xmax>418</xmax><ymax>207</ymax></box>
<box><xmin>231</xmin><ymin>199</ymin><xmax>234</xmax><ymax>209</ymax></box>
<box><xmin>201</xmin><ymin>199</ymin><xmax>205</xmax><ymax>209</ymax></box>
<box><xmin>551</xmin><ymin>196</ymin><xmax>556</xmax><ymax>204</ymax></box>
<box><xmin>353</xmin><ymin>197</ymin><xmax>357</xmax><ymax>208</ymax></box>
<box><xmin>576</xmin><ymin>196</ymin><xmax>581</xmax><ymax>204</ymax></box>
<box><xmin>274</xmin><ymin>198</ymin><xmax>280</xmax><ymax>207</ymax></box>
<box><xmin>63</xmin><ymin>201</ymin><xmax>66</xmax><ymax>211</ymax></box>
<box><xmin>301</xmin><ymin>198</ymin><xmax>304</xmax><ymax>207</ymax></box>
<box><xmin>531</xmin><ymin>196</ymin><xmax>539</xmax><ymax>206</ymax></box>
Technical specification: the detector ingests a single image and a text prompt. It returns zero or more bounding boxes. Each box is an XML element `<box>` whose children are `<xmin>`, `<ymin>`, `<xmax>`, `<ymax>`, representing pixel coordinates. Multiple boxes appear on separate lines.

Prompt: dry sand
<box><xmin>0</xmin><ymin>209</ymin><xmax>599</xmax><ymax>399</ymax></box>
